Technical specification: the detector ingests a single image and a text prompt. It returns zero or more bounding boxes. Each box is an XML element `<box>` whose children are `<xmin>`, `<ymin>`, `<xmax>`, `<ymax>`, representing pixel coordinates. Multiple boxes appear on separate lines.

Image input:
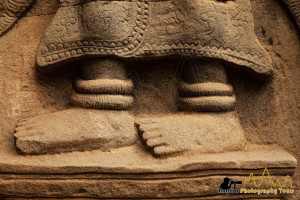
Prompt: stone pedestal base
<box><xmin>0</xmin><ymin>143</ymin><xmax>296</xmax><ymax>199</ymax></box>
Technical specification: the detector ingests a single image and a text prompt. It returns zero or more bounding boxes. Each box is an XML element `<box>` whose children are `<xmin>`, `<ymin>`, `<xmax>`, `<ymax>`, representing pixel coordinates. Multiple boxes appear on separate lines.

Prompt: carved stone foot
<box><xmin>136</xmin><ymin>112</ymin><xmax>246</xmax><ymax>157</ymax></box>
<box><xmin>14</xmin><ymin>108</ymin><xmax>138</xmax><ymax>155</ymax></box>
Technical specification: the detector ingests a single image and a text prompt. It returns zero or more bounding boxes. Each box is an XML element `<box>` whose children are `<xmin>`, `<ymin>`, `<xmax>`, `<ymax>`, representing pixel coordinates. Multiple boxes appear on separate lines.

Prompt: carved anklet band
<box><xmin>178</xmin><ymin>82</ymin><xmax>233</xmax><ymax>97</ymax></box>
<box><xmin>75</xmin><ymin>79</ymin><xmax>134</xmax><ymax>94</ymax></box>
<box><xmin>178</xmin><ymin>96</ymin><xmax>236</xmax><ymax>112</ymax></box>
<box><xmin>70</xmin><ymin>93</ymin><xmax>134</xmax><ymax>110</ymax></box>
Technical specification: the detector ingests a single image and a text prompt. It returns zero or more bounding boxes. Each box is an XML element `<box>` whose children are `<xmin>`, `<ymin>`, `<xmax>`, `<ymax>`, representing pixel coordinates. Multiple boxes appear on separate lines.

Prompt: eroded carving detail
<box><xmin>35</xmin><ymin>0</ymin><xmax>273</xmax><ymax>76</ymax></box>
<box><xmin>0</xmin><ymin>1</ymin><xmax>298</xmax><ymax>199</ymax></box>
<box><xmin>0</xmin><ymin>0</ymin><xmax>35</xmax><ymax>36</ymax></box>
<box><xmin>15</xmin><ymin>108</ymin><xmax>138</xmax><ymax>155</ymax></box>
<box><xmin>12</xmin><ymin>0</ymin><xmax>279</xmax><ymax>156</ymax></box>
<box><xmin>1</xmin><ymin>0</ymin><xmax>299</xmax><ymax>36</ymax></box>
<box><xmin>9</xmin><ymin>0</ymin><xmax>294</xmax><ymax>158</ymax></box>
<box><xmin>283</xmin><ymin>0</ymin><xmax>300</xmax><ymax>29</ymax></box>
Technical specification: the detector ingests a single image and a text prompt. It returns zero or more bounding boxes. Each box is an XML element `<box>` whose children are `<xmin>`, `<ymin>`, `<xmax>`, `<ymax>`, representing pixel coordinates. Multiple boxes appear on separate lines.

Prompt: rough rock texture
<box><xmin>0</xmin><ymin>0</ymin><xmax>35</xmax><ymax>36</ymax></box>
<box><xmin>0</xmin><ymin>144</ymin><xmax>297</xmax><ymax>198</ymax></box>
<box><xmin>14</xmin><ymin>108</ymin><xmax>138</xmax><ymax>155</ymax></box>
<box><xmin>283</xmin><ymin>0</ymin><xmax>300</xmax><ymax>29</ymax></box>
<box><xmin>0</xmin><ymin>0</ymin><xmax>299</xmax><ymax>199</ymax></box>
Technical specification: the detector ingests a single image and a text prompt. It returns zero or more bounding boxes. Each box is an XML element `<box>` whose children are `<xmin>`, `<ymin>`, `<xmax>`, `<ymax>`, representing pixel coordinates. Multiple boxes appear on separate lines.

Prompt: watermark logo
<box><xmin>218</xmin><ymin>168</ymin><xmax>295</xmax><ymax>196</ymax></box>
<box><xmin>240</xmin><ymin>168</ymin><xmax>295</xmax><ymax>195</ymax></box>
<box><xmin>218</xmin><ymin>177</ymin><xmax>242</xmax><ymax>194</ymax></box>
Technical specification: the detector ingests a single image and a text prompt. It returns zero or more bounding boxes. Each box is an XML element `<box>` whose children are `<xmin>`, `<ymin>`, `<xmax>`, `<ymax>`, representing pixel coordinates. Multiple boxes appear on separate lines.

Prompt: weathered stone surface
<box><xmin>0</xmin><ymin>144</ymin><xmax>297</xmax><ymax>198</ymax></box>
<box><xmin>36</xmin><ymin>0</ymin><xmax>273</xmax><ymax>75</ymax></box>
<box><xmin>0</xmin><ymin>0</ymin><xmax>35</xmax><ymax>36</ymax></box>
<box><xmin>14</xmin><ymin>111</ymin><xmax>245</xmax><ymax>156</ymax></box>
<box><xmin>0</xmin><ymin>0</ymin><xmax>299</xmax><ymax>199</ymax></box>
<box><xmin>137</xmin><ymin>112</ymin><xmax>245</xmax><ymax>157</ymax></box>
<box><xmin>0</xmin><ymin>143</ymin><xmax>296</xmax><ymax>174</ymax></box>
<box><xmin>0</xmin><ymin>175</ymin><xmax>293</xmax><ymax>199</ymax></box>
<box><xmin>14</xmin><ymin>109</ymin><xmax>138</xmax><ymax>155</ymax></box>
<box><xmin>25</xmin><ymin>0</ymin><xmax>58</xmax><ymax>17</ymax></box>
<box><xmin>283</xmin><ymin>0</ymin><xmax>300</xmax><ymax>29</ymax></box>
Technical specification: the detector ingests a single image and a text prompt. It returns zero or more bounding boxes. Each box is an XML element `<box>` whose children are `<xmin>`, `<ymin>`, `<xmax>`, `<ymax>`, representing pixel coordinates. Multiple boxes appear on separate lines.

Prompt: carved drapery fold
<box><xmin>0</xmin><ymin>0</ymin><xmax>299</xmax><ymax>37</ymax></box>
<box><xmin>283</xmin><ymin>0</ymin><xmax>300</xmax><ymax>28</ymax></box>
<box><xmin>0</xmin><ymin>0</ymin><xmax>35</xmax><ymax>36</ymax></box>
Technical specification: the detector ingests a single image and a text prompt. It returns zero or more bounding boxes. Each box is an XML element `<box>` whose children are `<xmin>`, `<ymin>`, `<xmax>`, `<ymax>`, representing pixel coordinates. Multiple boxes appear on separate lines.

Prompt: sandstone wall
<box><xmin>0</xmin><ymin>0</ymin><xmax>299</xmax><ymax>199</ymax></box>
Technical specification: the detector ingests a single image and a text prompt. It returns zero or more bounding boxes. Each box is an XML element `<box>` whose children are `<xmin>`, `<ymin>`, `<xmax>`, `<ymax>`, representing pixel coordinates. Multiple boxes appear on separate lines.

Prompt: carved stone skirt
<box><xmin>36</xmin><ymin>0</ymin><xmax>272</xmax><ymax>75</ymax></box>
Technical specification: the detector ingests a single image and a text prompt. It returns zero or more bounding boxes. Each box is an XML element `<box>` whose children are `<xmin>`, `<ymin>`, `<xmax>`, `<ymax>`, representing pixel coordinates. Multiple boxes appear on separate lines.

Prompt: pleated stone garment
<box><xmin>36</xmin><ymin>0</ymin><xmax>273</xmax><ymax>75</ymax></box>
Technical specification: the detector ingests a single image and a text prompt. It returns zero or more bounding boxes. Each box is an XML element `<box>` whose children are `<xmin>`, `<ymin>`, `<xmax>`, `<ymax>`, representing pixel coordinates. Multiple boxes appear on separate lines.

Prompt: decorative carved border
<box><xmin>138</xmin><ymin>43</ymin><xmax>271</xmax><ymax>75</ymax></box>
<box><xmin>36</xmin><ymin>0</ymin><xmax>150</xmax><ymax>67</ymax></box>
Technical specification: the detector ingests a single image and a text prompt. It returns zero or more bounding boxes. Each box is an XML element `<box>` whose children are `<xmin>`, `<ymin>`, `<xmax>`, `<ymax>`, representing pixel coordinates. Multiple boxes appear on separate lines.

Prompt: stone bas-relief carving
<box><xmin>1</xmin><ymin>0</ymin><xmax>299</xmax><ymax>38</ymax></box>
<box><xmin>0</xmin><ymin>0</ymin><xmax>34</xmax><ymax>34</ymax></box>
<box><xmin>0</xmin><ymin>0</ymin><xmax>299</xmax><ymax>199</ymax></box>
<box><xmin>15</xmin><ymin>58</ymin><xmax>246</xmax><ymax>156</ymax></box>
<box><xmin>0</xmin><ymin>144</ymin><xmax>297</xmax><ymax>199</ymax></box>
<box><xmin>283</xmin><ymin>0</ymin><xmax>300</xmax><ymax>28</ymax></box>
<box><xmin>35</xmin><ymin>0</ymin><xmax>273</xmax><ymax>74</ymax></box>
<box><xmin>14</xmin><ymin>0</ymin><xmax>263</xmax><ymax>156</ymax></box>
